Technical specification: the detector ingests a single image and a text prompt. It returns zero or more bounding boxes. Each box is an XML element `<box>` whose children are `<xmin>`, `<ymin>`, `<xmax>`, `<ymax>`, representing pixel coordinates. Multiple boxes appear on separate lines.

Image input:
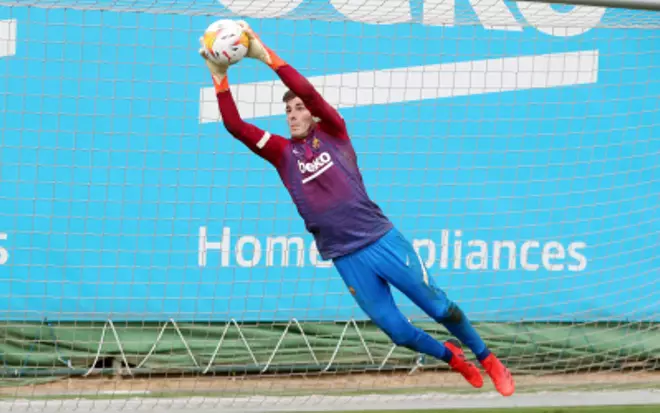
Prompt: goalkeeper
<box><xmin>199</xmin><ymin>22</ymin><xmax>514</xmax><ymax>397</ymax></box>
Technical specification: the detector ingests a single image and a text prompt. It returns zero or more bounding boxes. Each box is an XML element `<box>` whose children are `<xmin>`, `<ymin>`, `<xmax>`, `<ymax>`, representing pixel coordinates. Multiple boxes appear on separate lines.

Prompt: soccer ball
<box><xmin>202</xmin><ymin>20</ymin><xmax>249</xmax><ymax>66</ymax></box>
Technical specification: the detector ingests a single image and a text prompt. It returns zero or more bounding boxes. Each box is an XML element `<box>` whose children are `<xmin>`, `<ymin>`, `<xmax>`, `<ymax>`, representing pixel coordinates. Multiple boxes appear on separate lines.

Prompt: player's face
<box><xmin>285</xmin><ymin>97</ymin><xmax>314</xmax><ymax>139</ymax></box>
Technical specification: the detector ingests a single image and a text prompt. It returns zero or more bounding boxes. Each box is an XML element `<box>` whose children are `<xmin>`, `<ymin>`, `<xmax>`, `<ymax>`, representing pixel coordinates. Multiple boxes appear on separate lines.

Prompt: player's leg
<box><xmin>374</xmin><ymin>228</ymin><xmax>514</xmax><ymax>396</ymax></box>
<box><xmin>333</xmin><ymin>246</ymin><xmax>455</xmax><ymax>366</ymax></box>
<box><xmin>373</xmin><ymin>228</ymin><xmax>489</xmax><ymax>358</ymax></box>
<box><xmin>334</xmin><ymin>235</ymin><xmax>482</xmax><ymax>389</ymax></box>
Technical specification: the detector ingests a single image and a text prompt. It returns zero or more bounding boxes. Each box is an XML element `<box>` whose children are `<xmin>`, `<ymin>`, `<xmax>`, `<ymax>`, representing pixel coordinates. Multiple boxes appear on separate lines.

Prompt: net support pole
<box><xmin>514</xmin><ymin>0</ymin><xmax>660</xmax><ymax>11</ymax></box>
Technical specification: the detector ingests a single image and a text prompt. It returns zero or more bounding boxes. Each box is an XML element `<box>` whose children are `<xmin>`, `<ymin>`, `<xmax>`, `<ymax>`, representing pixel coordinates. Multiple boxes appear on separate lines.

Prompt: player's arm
<box><xmin>215</xmin><ymin>78</ymin><xmax>288</xmax><ymax>166</ymax></box>
<box><xmin>276</xmin><ymin>65</ymin><xmax>348</xmax><ymax>140</ymax></box>
<box><xmin>200</xmin><ymin>45</ymin><xmax>287</xmax><ymax>166</ymax></box>
<box><xmin>238</xmin><ymin>22</ymin><xmax>349</xmax><ymax>141</ymax></box>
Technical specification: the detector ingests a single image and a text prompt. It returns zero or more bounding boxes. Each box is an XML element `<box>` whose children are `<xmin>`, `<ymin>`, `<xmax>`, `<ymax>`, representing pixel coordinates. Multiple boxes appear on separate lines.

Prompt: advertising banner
<box><xmin>0</xmin><ymin>3</ymin><xmax>658</xmax><ymax>321</ymax></box>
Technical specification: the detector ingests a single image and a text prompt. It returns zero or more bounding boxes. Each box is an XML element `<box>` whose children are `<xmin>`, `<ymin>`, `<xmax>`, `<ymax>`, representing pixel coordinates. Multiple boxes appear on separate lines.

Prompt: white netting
<box><xmin>0</xmin><ymin>0</ymin><xmax>659</xmax><ymax>410</ymax></box>
<box><xmin>0</xmin><ymin>0</ymin><xmax>659</xmax><ymax>28</ymax></box>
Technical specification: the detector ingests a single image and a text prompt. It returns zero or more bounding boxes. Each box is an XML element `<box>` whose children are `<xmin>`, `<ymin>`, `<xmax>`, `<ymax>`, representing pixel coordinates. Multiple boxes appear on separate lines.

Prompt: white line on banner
<box><xmin>0</xmin><ymin>19</ymin><xmax>17</xmax><ymax>58</ymax></box>
<box><xmin>199</xmin><ymin>50</ymin><xmax>599</xmax><ymax>124</ymax></box>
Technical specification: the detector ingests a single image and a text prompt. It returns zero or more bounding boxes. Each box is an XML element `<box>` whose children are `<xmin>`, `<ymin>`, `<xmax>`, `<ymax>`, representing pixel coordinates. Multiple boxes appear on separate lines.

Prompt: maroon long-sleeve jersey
<box><xmin>216</xmin><ymin>65</ymin><xmax>393</xmax><ymax>260</ymax></box>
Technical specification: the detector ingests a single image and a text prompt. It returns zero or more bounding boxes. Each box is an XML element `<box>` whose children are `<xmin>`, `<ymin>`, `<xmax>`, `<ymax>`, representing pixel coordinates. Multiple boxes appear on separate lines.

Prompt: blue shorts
<box><xmin>333</xmin><ymin>227</ymin><xmax>451</xmax><ymax>326</ymax></box>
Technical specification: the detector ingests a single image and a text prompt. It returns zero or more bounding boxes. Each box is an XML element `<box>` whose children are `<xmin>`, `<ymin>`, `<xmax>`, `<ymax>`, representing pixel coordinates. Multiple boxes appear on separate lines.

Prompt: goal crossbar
<box><xmin>516</xmin><ymin>0</ymin><xmax>660</xmax><ymax>11</ymax></box>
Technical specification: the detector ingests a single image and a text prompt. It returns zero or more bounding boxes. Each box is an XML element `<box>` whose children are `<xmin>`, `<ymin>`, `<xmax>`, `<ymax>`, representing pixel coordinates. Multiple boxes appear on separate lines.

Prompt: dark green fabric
<box><xmin>1</xmin><ymin>321</ymin><xmax>658</xmax><ymax>386</ymax></box>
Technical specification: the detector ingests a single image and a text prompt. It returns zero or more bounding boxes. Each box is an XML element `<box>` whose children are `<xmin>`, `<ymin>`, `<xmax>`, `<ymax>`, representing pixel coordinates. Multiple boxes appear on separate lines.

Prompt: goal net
<box><xmin>0</xmin><ymin>0</ymin><xmax>659</xmax><ymax>410</ymax></box>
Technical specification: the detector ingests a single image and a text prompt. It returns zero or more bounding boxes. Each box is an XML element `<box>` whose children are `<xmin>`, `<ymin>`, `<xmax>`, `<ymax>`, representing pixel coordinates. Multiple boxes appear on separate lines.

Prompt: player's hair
<box><xmin>282</xmin><ymin>89</ymin><xmax>297</xmax><ymax>103</ymax></box>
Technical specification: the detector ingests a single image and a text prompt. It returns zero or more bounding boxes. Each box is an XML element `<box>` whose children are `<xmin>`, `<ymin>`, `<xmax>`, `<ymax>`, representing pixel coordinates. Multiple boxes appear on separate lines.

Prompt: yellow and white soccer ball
<box><xmin>202</xmin><ymin>20</ymin><xmax>249</xmax><ymax>66</ymax></box>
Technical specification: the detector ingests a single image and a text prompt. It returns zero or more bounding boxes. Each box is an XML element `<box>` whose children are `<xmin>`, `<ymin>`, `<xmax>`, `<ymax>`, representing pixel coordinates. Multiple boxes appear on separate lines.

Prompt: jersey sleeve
<box><xmin>276</xmin><ymin>65</ymin><xmax>349</xmax><ymax>141</ymax></box>
<box><xmin>216</xmin><ymin>89</ymin><xmax>289</xmax><ymax>167</ymax></box>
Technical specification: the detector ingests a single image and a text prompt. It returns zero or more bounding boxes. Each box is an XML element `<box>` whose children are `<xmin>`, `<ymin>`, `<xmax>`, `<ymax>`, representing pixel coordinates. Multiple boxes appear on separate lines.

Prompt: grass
<box><xmin>305</xmin><ymin>407</ymin><xmax>660</xmax><ymax>413</ymax></box>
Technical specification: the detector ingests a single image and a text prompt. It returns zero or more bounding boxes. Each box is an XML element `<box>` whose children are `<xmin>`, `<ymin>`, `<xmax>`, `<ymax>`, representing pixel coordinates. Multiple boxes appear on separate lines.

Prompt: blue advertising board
<box><xmin>0</xmin><ymin>1</ymin><xmax>658</xmax><ymax>322</ymax></box>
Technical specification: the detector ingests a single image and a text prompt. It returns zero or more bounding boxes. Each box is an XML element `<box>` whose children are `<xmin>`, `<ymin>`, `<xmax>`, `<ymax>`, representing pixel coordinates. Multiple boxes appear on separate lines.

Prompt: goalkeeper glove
<box><xmin>236</xmin><ymin>21</ymin><xmax>286</xmax><ymax>71</ymax></box>
<box><xmin>199</xmin><ymin>37</ymin><xmax>230</xmax><ymax>94</ymax></box>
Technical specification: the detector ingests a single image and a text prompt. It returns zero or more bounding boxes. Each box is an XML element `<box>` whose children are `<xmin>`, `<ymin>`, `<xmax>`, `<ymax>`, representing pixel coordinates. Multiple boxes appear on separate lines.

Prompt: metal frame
<box><xmin>515</xmin><ymin>0</ymin><xmax>660</xmax><ymax>11</ymax></box>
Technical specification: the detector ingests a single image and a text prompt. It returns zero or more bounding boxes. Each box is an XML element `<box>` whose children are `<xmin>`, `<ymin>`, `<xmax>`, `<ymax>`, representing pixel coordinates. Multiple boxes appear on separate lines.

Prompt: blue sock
<box><xmin>442</xmin><ymin>304</ymin><xmax>491</xmax><ymax>362</ymax></box>
<box><xmin>477</xmin><ymin>348</ymin><xmax>491</xmax><ymax>362</ymax></box>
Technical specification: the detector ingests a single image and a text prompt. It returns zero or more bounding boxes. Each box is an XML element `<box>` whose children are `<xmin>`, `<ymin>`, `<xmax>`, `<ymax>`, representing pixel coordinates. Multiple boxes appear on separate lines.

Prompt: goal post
<box><xmin>0</xmin><ymin>0</ymin><xmax>659</xmax><ymax>407</ymax></box>
<box><xmin>517</xmin><ymin>0</ymin><xmax>660</xmax><ymax>11</ymax></box>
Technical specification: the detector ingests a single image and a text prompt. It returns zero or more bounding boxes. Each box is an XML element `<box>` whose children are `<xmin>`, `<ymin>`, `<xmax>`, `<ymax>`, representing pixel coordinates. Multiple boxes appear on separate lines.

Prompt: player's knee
<box><xmin>436</xmin><ymin>301</ymin><xmax>464</xmax><ymax>324</ymax></box>
<box><xmin>422</xmin><ymin>285</ymin><xmax>463</xmax><ymax>324</ymax></box>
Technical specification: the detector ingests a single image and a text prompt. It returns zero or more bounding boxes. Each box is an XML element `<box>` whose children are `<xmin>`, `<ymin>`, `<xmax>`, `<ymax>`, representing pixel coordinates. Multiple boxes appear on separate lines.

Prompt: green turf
<box><xmin>311</xmin><ymin>406</ymin><xmax>659</xmax><ymax>413</ymax></box>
